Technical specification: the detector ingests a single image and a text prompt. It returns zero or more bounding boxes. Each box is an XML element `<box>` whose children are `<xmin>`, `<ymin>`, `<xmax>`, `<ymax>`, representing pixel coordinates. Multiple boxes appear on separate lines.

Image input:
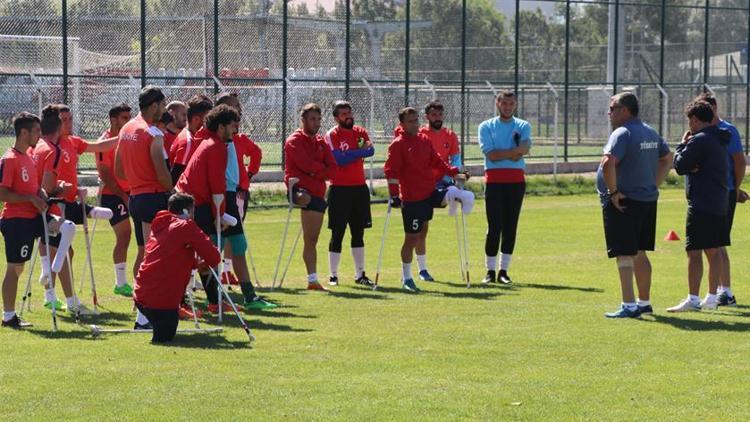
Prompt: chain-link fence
<box><xmin>0</xmin><ymin>0</ymin><xmax>748</xmax><ymax>170</ymax></box>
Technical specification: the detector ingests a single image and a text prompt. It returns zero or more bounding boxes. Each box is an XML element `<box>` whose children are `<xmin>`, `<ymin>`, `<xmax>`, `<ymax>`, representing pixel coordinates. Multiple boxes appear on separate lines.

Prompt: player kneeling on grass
<box><xmin>384</xmin><ymin>107</ymin><xmax>474</xmax><ymax>292</ymax></box>
<box><xmin>1</xmin><ymin>112</ymin><xmax>75</xmax><ymax>328</ymax></box>
<box><xmin>133</xmin><ymin>193</ymin><xmax>221</xmax><ymax>343</ymax></box>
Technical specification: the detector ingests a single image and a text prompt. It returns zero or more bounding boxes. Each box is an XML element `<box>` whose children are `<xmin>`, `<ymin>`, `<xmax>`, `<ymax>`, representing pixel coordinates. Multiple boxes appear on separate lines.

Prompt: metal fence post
<box><xmin>62</xmin><ymin>0</ymin><xmax>68</xmax><ymax>103</ymax></box>
<box><xmin>404</xmin><ymin>0</ymin><xmax>410</xmax><ymax>107</ymax></box>
<box><xmin>140</xmin><ymin>0</ymin><xmax>146</xmax><ymax>87</ymax></box>
<box><xmin>563</xmin><ymin>0</ymin><xmax>570</xmax><ymax>162</ymax></box>
<box><xmin>345</xmin><ymin>0</ymin><xmax>351</xmax><ymax>100</ymax></box>
<box><xmin>213</xmin><ymin>0</ymin><xmax>219</xmax><ymax>94</ymax></box>
<box><xmin>460</xmin><ymin>0</ymin><xmax>467</xmax><ymax>166</ymax></box>
<box><xmin>514</xmin><ymin>0</ymin><xmax>520</xmax><ymax>94</ymax></box>
<box><xmin>281</xmin><ymin>0</ymin><xmax>288</xmax><ymax>170</ymax></box>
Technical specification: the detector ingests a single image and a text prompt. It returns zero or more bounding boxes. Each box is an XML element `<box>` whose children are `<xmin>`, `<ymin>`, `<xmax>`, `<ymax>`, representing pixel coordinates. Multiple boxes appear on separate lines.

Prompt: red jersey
<box><xmin>163</xmin><ymin>129</ymin><xmax>178</xmax><ymax>162</ymax></box>
<box><xmin>96</xmin><ymin>129</ymin><xmax>129</xmax><ymax>195</ymax></box>
<box><xmin>233</xmin><ymin>133</ymin><xmax>262</xmax><ymax>191</ymax></box>
<box><xmin>117</xmin><ymin>114</ymin><xmax>167</xmax><ymax>195</ymax></box>
<box><xmin>56</xmin><ymin>135</ymin><xmax>87</xmax><ymax>202</ymax></box>
<box><xmin>324</xmin><ymin>125</ymin><xmax>371</xmax><ymax>186</ymax></box>
<box><xmin>30</xmin><ymin>138</ymin><xmax>64</xmax><ymax>216</ymax></box>
<box><xmin>283</xmin><ymin>129</ymin><xmax>336</xmax><ymax>198</ymax></box>
<box><xmin>420</xmin><ymin>126</ymin><xmax>459</xmax><ymax>183</ymax></box>
<box><xmin>170</xmin><ymin>127</ymin><xmax>210</xmax><ymax>167</ymax></box>
<box><xmin>0</xmin><ymin>148</ymin><xmax>40</xmax><ymax>219</ymax></box>
<box><xmin>133</xmin><ymin>210</ymin><xmax>221</xmax><ymax>310</ymax></box>
<box><xmin>175</xmin><ymin>131</ymin><xmax>227</xmax><ymax>215</ymax></box>
<box><xmin>384</xmin><ymin>132</ymin><xmax>458</xmax><ymax>202</ymax></box>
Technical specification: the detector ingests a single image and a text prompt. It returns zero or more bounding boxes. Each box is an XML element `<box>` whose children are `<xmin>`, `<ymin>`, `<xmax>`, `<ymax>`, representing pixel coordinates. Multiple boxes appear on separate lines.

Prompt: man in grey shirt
<box><xmin>597</xmin><ymin>92</ymin><xmax>673</xmax><ymax>318</ymax></box>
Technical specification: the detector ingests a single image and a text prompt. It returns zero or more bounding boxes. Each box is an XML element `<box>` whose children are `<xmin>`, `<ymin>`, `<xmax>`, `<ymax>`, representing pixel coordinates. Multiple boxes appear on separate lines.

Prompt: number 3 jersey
<box><xmin>0</xmin><ymin>148</ymin><xmax>40</xmax><ymax>219</ymax></box>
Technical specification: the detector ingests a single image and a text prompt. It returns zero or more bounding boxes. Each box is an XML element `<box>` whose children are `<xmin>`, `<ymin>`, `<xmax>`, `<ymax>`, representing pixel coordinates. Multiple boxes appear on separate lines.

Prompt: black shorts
<box><xmin>327</xmin><ymin>185</ymin><xmax>372</xmax><ymax>231</ymax></box>
<box><xmin>130</xmin><ymin>192</ymin><xmax>169</xmax><ymax>246</ymax></box>
<box><xmin>100</xmin><ymin>194</ymin><xmax>130</xmax><ymax>226</ymax></box>
<box><xmin>135</xmin><ymin>303</ymin><xmax>179</xmax><ymax>343</ymax></box>
<box><xmin>602</xmin><ymin>198</ymin><xmax>657</xmax><ymax>258</ymax></box>
<box><xmin>60</xmin><ymin>200</ymin><xmax>93</xmax><ymax>225</ymax></box>
<box><xmin>291</xmin><ymin>186</ymin><xmax>327</xmax><ymax>213</ymax></box>
<box><xmin>0</xmin><ymin>215</ymin><xmax>51</xmax><ymax>263</ymax></box>
<box><xmin>401</xmin><ymin>189</ymin><xmax>448</xmax><ymax>234</ymax></box>
<box><xmin>720</xmin><ymin>190</ymin><xmax>737</xmax><ymax>247</ymax></box>
<box><xmin>237</xmin><ymin>188</ymin><xmax>250</xmax><ymax>220</ymax></box>
<box><xmin>222</xmin><ymin>191</ymin><xmax>243</xmax><ymax>237</ymax></box>
<box><xmin>686</xmin><ymin>207</ymin><xmax>726</xmax><ymax>251</ymax></box>
<box><xmin>194</xmin><ymin>204</ymin><xmax>216</xmax><ymax>236</ymax></box>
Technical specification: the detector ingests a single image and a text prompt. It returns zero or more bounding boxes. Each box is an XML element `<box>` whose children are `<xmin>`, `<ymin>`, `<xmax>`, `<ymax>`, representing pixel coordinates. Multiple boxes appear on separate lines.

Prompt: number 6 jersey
<box><xmin>0</xmin><ymin>148</ymin><xmax>40</xmax><ymax>219</ymax></box>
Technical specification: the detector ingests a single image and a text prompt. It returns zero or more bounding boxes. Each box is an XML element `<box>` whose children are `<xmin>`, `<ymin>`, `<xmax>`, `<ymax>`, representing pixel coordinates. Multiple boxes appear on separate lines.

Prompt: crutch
<box><xmin>41</xmin><ymin>214</ymin><xmax>57</xmax><ymax>332</ymax></box>
<box><xmin>374</xmin><ymin>195</ymin><xmax>394</xmax><ymax>291</ymax></box>
<box><xmin>81</xmin><ymin>179</ymin><xmax>103</xmax><ymax>293</ymax></box>
<box><xmin>186</xmin><ymin>268</ymin><xmax>201</xmax><ymax>329</ymax></box>
<box><xmin>90</xmin><ymin>325</ymin><xmax>222</xmax><ymax>337</ymax></box>
<box><xmin>18</xmin><ymin>240</ymin><xmax>39</xmax><ymax>316</ymax></box>
<box><xmin>272</xmin><ymin>177</ymin><xmax>298</xmax><ymax>290</ymax></box>
<box><xmin>276</xmin><ymin>226</ymin><xmax>302</xmax><ymax>289</ymax></box>
<box><xmin>238</xmin><ymin>192</ymin><xmax>263</xmax><ymax>289</ymax></box>
<box><xmin>212</xmin><ymin>194</ymin><xmax>226</xmax><ymax>323</ymax></box>
<box><xmin>454</xmin><ymin>208</ymin><xmax>466</xmax><ymax>285</ymax></box>
<box><xmin>78</xmin><ymin>188</ymin><xmax>99</xmax><ymax>311</ymax></box>
<box><xmin>455</xmin><ymin>174</ymin><xmax>470</xmax><ymax>288</ymax></box>
<box><xmin>208</xmin><ymin>267</ymin><xmax>255</xmax><ymax>342</ymax></box>
<box><xmin>58</xmin><ymin>202</ymin><xmax>81</xmax><ymax>323</ymax></box>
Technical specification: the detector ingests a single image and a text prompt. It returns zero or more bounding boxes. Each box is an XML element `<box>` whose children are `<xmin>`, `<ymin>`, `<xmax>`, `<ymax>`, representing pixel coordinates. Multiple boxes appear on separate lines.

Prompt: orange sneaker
<box><xmin>178</xmin><ymin>304</ymin><xmax>203</xmax><ymax>320</ymax></box>
<box><xmin>222</xmin><ymin>270</ymin><xmax>240</xmax><ymax>286</ymax></box>
<box><xmin>307</xmin><ymin>281</ymin><xmax>329</xmax><ymax>292</ymax></box>
<box><xmin>207</xmin><ymin>302</ymin><xmax>243</xmax><ymax>313</ymax></box>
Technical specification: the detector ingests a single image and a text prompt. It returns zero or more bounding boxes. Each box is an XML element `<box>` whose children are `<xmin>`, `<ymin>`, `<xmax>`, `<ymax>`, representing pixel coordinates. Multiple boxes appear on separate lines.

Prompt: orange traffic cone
<box><xmin>664</xmin><ymin>230</ymin><xmax>680</xmax><ymax>241</ymax></box>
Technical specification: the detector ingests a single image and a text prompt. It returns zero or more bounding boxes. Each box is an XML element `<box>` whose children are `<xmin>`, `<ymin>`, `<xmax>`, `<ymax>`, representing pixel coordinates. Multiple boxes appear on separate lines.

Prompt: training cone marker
<box><xmin>664</xmin><ymin>230</ymin><xmax>680</xmax><ymax>241</ymax></box>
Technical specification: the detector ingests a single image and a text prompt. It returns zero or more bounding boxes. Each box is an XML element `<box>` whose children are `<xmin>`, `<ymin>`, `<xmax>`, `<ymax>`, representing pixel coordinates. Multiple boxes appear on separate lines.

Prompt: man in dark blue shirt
<box><xmin>668</xmin><ymin>100</ymin><xmax>730</xmax><ymax>312</ymax></box>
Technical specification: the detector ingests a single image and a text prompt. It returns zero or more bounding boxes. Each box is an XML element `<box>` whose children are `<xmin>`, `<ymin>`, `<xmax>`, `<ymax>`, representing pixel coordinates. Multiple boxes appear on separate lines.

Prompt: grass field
<box><xmin>1</xmin><ymin>188</ymin><xmax>749</xmax><ymax>420</ymax></box>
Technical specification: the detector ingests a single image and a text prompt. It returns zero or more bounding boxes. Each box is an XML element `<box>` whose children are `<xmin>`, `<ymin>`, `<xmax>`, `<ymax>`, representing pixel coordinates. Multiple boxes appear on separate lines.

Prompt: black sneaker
<box><xmin>328</xmin><ymin>275</ymin><xmax>339</xmax><ymax>286</ymax></box>
<box><xmin>482</xmin><ymin>270</ymin><xmax>496</xmax><ymax>284</ymax></box>
<box><xmin>498</xmin><ymin>270</ymin><xmax>513</xmax><ymax>285</ymax></box>
<box><xmin>2</xmin><ymin>315</ymin><xmax>33</xmax><ymax>329</ymax></box>
<box><xmin>638</xmin><ymin>304</ymin><xmax>654</xmax><ymax>315</ymax></box>
<box><xmin>134</xmin><ymin>322</ymin><xmax>153</xmax><ymax>330</ymax></box>
<box><xmin>717</xmin><ymin>291</ymin><xmax>737</xmax><ymax>307</ymax></box>
<box><xmin>355</xmin><ymin>272</ymin><xmax>375</xmax><ymax>287</ymax></box>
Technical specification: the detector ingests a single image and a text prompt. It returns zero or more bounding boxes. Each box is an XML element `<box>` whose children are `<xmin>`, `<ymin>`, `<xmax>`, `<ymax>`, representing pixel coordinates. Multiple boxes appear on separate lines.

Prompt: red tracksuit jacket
<box><xmin>384</xmin><ymin>132</ymin><xmax>458</xmax><ymax>202</ymax></box>
<box><xmin>233</xmin><ymin>133</ymin><xmax>262</xmax><ymax>191</ymax></box>
<box><xmin>133</xmin><ymin>211</ymin><xmax>221</xmax><ymax>310</ymax></box>
<box><xmin>283</xmin><ymin>128</ymin><xmax>336</xmax><ymax>198</ymax></box>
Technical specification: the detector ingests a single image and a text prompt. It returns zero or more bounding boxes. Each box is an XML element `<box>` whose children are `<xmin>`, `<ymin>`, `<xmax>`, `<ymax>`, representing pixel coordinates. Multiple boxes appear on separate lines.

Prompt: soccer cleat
<box><xmin>2</xmin><ymin>315</ymin><xmax>33</xmax><ymax>329</ymax></box>
<box><xmin>605</xmin><ymin>305</ymin><xmax>641</xmax><ymax>319</ymax></box>
<box><xmin>244</xmin><ymin>296</ymin><xmax>279</xmax><ymax>310</ymax></box>
<box><xmin>666</xmin><ymin>298</ymin><xmax>701</xmax><ymax>313</ymax></box>
<box><xmin>700</xmin><ymin>298</ymin><xmax>718</xmax><ymax>311</ymax></box>
<box><xmin>222</xmin><ymin>271</ymin><xmax>240</xmax><ymax>286</ymax></box>
<box><xmin>207</xmin><ymin>303</ymin><xmax>243</xmax><ymax>314</ymax></box>
<box><xmin>355</xmin><ymin>273</ymin><xmax>375</xmax><ymax>287</ymax></box>
<box><xmin>71</xmin><ymin>304</ymin><xmax>97</xmax><ymax>316</ymax></box>
<box><xmin>113</xmin><ymin>283</ymin><xmax>134</xmax><ymax>297</ymax></box>
<box><xmin>498</xmin><ymin>270</ymin><xmax>513</xmax><ymax>285</ymax></box>
<box><xmin>44</xmin><ymin>299</ymin><xmax>66</xmax><ymax>311</ymax></box>
<box><xmin>717</xmin><ymin>291</ymin><xmax>737</xmax><ymax>307</ymax></box>
<box><xmin>307</xmin><ymin>281</ymin><xmax>329</xmax><ymax>292</ymax></box>
<box><xmin>134</xmin><ymin>321</ymin><xmax>153</xmax><ymax>330</ymax></box>
<box><xmin>328</xmin><ymin>275</ymin><xmax>339</xmax><ymax>286</ymax></box>
<box><xmin>418</xmin><ymin>270</ymin><xmax>434</xmax><ymax>282</ymax></box>
<box><xmin>638</xmin><ymin>304</ymin><xmax>654</xmax><ymax>315</ymax></box>
<box><xmin>179</xmin><ymin>304</ymin><xmax>203</xmax><ymax>320</ymax></box>
<box><xmin>482</xmin><ymin>270</ymin><xmax>496</xmax><ymax>285</ymax></box>
<box><xmin>402</xmin><ymin>278</ymin><xmax>420</xmax><ymax>293</ymax></box>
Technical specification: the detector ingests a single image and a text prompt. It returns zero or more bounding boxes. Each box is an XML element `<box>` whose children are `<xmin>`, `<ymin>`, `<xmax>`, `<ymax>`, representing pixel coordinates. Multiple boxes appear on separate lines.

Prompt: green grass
<box><xmin>1</xmin><ymin>189</ymin><xmax>748</xmax><ymax>420</ymax></box>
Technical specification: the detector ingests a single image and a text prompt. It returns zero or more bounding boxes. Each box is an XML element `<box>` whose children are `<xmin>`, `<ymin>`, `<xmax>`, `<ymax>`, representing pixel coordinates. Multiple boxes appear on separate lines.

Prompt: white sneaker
<box><xmin>700</xmin><ymin>298</ymin><xmax>718</xmax><ymax>310</ymax></box>
<box><xmin>72</xmin><ymin>304</ymin><xmax>99</xmax><ymax>316</ymax></box>
<box><xmin>666</xmin><ymin>298</ymin><xmax>701</xmax><ymax>313</ymax></box>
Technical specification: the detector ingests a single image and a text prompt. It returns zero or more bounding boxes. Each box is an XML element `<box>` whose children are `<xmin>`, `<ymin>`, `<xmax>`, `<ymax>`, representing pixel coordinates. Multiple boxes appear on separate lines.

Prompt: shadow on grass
<box><xmin>57</xmin><ymin>310</ymin><xmax>135</xmax><ymax>325</ymax></box>
<box><xmin>255</xmin><ymin>287</ymin><xmax>306</xmax><ymax>295</ymax></box>
<box><xmin>154</xmin><ymin>335</ymin><xmax>250</xmax><ymax>350</ymax></box>
<box><xmin>648</xmin><ymin>314</ymin><xmax>750</xmax><ymax>332</ymax></box>
<box><xmin>247</xmin><ymin>319</ymin><xmax>313</xmax><ymax>333</ymax></box>
<box><xmin>327</xmin><ymin>290</ymin><xmax>392</xmax><ymax>300</ymax></box>
<box><xmin>249</xmin><ymin>309</ymin><xmax>317</xmax><ymax>319</ymax></box>
<box><xmin>438</xmin><ymin>290</ymin><xmax>505</xmax><ymax>300</ymax></box>
<box><xmin>25</xmin><ymin>327</ymin><xmax>99</xmax><ymax>340</ymax></box>
<box><xmin>512</xmin><ymin>282</ymin><xmax>604</xmax><ymax>293</ymax></box>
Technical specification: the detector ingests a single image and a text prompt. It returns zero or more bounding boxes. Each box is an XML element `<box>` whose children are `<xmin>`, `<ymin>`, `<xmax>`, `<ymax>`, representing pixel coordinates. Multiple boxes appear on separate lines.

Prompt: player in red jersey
<box><xmin>323</xmin><ymin>101</ymin><xmax>375</xmax><ymax>287</ymax></box>
<box><xmin>284</xmin><ymin>103</ymin><xmax>337</xmax><ymax>291</ymax></box>
<box><xmin>384</xmin><ymin>107</ymin><xmax>473</xmax><ymax>292</ymax></box>
<box><xmin>1</xmin><ymin>112</ymin><xmax>74</xmax><ymax>328</ymax></box>
<box><xmin>163</xmin><ymin>100</ymin><xmax>187</xmax><ymax>155</ymax></box>
<box><xmin>114</xmin><ymin>85</ymin><xmax>172</xmax><ymax>284</ymax></box>
<box><xmin>169</xmin><ymin>94</ymin><xmax>213</xmax><ymax>184</ymax></box>
<box><xmin>96</xmin><ymin>103</ymin><xmax>135</xmax><ymax>297</ymax></box>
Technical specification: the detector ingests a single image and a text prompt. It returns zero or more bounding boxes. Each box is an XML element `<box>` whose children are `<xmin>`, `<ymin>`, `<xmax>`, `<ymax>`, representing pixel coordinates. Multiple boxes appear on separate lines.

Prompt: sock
<box><xmin>717</xmin><ymin>285</ymin><xmax>725</xmax><ymax>294</ymax></box>
<box><xmin>500</xmin><ymin>254</ymin><xmax>512</xmax><ymax>271</ymax></box>
<box><xmin>637</xmin><ymin>299</ymin><xmax>651</xmax><ymax>307</ymax></box>
<box><xmin>689</xmin><ymin>294</ymin><xmax>700</xmax><ymax>303</ymax></box>
<box><xmin>486</xmin><ymin>255</ymin><xmax>497</xmax><ymax>271</ymax></box>
<box><xmin>223</xmin><ymin>259</ymin><xmax>233</xmax><ymax>274</ymax></box>
<box><xmin>135</xmin><ymin>309</ymin><xmax>150</xmax><ymax>325</ymax></box>
<box><xmin>307</xmin><ymin>273</ymin><xmax>318</xmax><ymax>283</ymax></box>
<box><xmin>705</xmin><ymin>293</ymin><xmax>717</xmax><ymax>303</ymax></box>
<box><xmin>351</xmin><ymin>247</ymin><xmax>365</xmax><ymax>278</ymax></box>
<box><xmin>3</xmin><ymin>311</ymin><xmax>15</xmax><ymax>322</ymax></box>
<box><xmin>416</xmin><ymin>255</ymin><xmax>427</xmax><ymax>272</ymax></box>
<box><xmin>402</xmin><ymin>262</ymin><xmax>413</xmax><ymax>281</ymax></box>
<box><xmin>239</xmin><ymin>282</ymin><xmax>257</xmax><ymax>302</ymax></box>
<box><xmin>40</xmin><ymin>255</ymin><xmax>51</xmax><ymax>279</ymax></box>
<box><xmin>622</xmin><ymin>302</ymin><xmax>637</xmax><ymax>311</ymax></box>
<box><xmin>114</xmin><ymin>262</ymin><xmax>128</xmax><ymax>287</ymax></box>
<box><xmin>66</xmin><ymin>296</ymin><xmax>79</xmax><ymax>310</ymax></box>
<box><xmin>45</xmin><ymin>288</ymin><xmax>56</xmax><ymax>303</ymax></box>
<box><xmin>328</xmin><ymin>252</ymin><xmax>341</xmax><ymax>277</ymax></box>
<box><xmin>724</xmin><ymin>287</ymin><xmax>733</xmax><ymax>297</ymax></box>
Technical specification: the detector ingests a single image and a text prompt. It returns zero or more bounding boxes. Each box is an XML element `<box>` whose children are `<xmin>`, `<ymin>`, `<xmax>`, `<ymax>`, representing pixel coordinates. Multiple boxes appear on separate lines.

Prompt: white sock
<box><xmin>40</xmin><ymin>254</ymin><xmax>51</xmax><ymax>278</ymax></box>
<box><xmin>724</xmin><ymin>287</ymin><xmax>734</xmax><ymax>297</ymax></box>
<box><xmin>3</xmin><ymin>311</ymin><xmax>16</xmax><ymax>322</ymax></box>
<box><xmin>351</xmin><ymin>247</ymin><xmax>365</xmax><ymax>278</ymax></box>
<box><xmin>637</xmin><ymin>299</ymin><xmax>651</xmax><ymax>307</ymax></box>
<box><xmin>135</xmin><ymin>309</ymin><xmax>150</xmax><ymax>325</ymax></box>
<box><xmin>622</xmin><ymin>302</ymin><xmax>637</xmax><ymax>311</ymax></box>
<box><xmin>416</xmin><ymin>255</ymin><xmax>427</xmax><ymax>272</ymax></box>
<box><xmin>307</xmin><ymin>273</ymin><xmax>318</xmax><ymax>283</ymax></box>
<box><xmin>88</xmin><ymin>206</ymin><xmax>113</xmax><ymax>220</ymax></box>
<box><xmin>328</xmin><ymin>252</ymin><xmax>341</xmax><ymax>277</ymax></box>
<box><xmin>402</xmin><ymin>262</ymin><xmax>413</xmax><ymax>281</ymax></box>
<box><xmin>500</xmin><ymin>254</ymin><xmax>512</xmax><ymax>271</ymax></box>
<box><xmin>486</xmin><ymin>255</ymin><xmax>497</xmax><ymax>271</ymax></box>
<box><xmin>114</xmin><ymin>262</ymin><xmax>128</xmax><ymax>287</ymax></box>
<box><xmin>223</xmin><ymin>259</ymin><xmax>233</xmax><ymax>274</ymax></box>
<box><xmin>66</xmin><ymin>296</ymin><xmax>79</xmax><ymax>310</ymax></box>
<box><xmin>704</xmin><ymin>293</ymin><xmax>717</xmax><ymax>303</ymax></box>
<box><xmin>688</xmin><ymin>294</ymin><xmax>700</xmax><ymax>303</ymax></box>
<box><xmin>45</xmin><ymin>288</ymin><xmax>56</xmax><ymax>303</ymax></box>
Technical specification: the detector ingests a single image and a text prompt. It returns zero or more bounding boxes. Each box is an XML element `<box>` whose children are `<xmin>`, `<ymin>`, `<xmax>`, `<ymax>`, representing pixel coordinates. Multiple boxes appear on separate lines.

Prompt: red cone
<box><xmin>664</xmin><ymin>230</ymin><xmax>680</xmax><ymax>241</ymax></box>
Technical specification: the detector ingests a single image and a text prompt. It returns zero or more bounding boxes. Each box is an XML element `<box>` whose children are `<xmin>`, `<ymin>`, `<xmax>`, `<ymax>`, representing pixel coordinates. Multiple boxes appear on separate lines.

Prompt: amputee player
<box><xmin>1</xmin><ymin>113</ymin><xmax>74</xmax><ymax>328</ymax></box>
<box><xmin>163</xmin><ymin>100</ymin><xmax>187</xmax><ymax>155</ymax></box>
<box><xmin>478</xmin><ymin>90</ymin><xmax>530</xmax><ymax>286</ymax></box>
<box><xmin>95</xmin><ymin>103</ymin><xmax>135</xmax><ymax>297</ymax></box>
<box><xmin>413</xmin><ymin>100</ymin><xmax>461</xmax><ymax>282</ymax></box>
<box><xmin>323</xmin><ymin>100</ymin><xmax>375</xmax><ymax>287</ymax></box>
<box><xmin>384</xmin><ymin>107</ymin><xmax>474</xmax><ymax>292</ymax></box>
<box><xmin>284</xmin><ymin>103</ymin><xmax>337</xmax><ymax>291</ymax></box>
<box><xmin>169</xmin><ymin>94</ymin><xmax>213</xmax><ymax>184</ymax></box>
